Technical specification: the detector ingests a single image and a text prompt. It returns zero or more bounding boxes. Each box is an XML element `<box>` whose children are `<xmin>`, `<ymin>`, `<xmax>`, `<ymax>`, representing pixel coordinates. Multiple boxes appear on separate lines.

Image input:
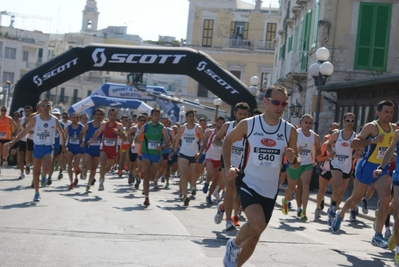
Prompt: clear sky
<box><xmin>0</xmin><ymin>0</ymin><xmax>277</xmax><ymax>41</ymax></box>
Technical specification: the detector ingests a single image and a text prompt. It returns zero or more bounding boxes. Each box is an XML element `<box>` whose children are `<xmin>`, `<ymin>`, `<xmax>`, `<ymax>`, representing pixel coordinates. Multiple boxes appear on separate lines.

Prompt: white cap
<box><xmin>52</xmin><ymin>108</ymin><xmax>61</xmax><ymax>115</ymax></box>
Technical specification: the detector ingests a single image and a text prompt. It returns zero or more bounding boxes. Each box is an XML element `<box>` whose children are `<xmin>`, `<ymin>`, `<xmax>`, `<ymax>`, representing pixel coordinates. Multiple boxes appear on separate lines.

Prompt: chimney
<box><xmin>255</xmin><ymin>0</ymin><xmax>263</xmax><ymax>11</ymax></box>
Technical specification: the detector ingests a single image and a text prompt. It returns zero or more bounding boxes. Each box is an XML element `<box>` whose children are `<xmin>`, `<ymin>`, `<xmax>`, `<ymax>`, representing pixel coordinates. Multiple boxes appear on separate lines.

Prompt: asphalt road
<box><xmin>0</xmin><ymin>166</ymin><xmax>394</xmax><ymax>267</ymax></box>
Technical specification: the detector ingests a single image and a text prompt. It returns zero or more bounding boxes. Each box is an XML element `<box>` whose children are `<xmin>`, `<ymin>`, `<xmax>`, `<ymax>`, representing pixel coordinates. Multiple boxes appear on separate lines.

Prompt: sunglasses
<box><xmin>345</xmin><ymin>119</ymin><xmax>355</xmax><ymax>123</ymax></box>
<box><xmin>40</xmin><ymin>104</ymin><xmax>51</xmax><ymax>107</ymax></box>
<box><xmin>1</xmin><ymin>109</ymin><xmax>6</xmax><ymax>112</ymax></box>
<box><xmin>62</xmin><ymin>116</ymin><xmax>68</xmax><ymax>119</ymax></box>
<box><xmin>139</xmin><ymin>119</ymin><xmax>146</xmax><ymax>122</ymax></box>
<box><xmin>268</xmin><ymin>98</ymin><xmax>288</xmax><ymax>107</ymax></box>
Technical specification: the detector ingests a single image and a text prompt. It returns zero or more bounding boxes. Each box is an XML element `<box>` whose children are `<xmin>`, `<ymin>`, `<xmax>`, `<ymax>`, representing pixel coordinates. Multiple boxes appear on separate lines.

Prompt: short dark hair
<box><xmin>264</xmin><ymin>85</ymin><xmax>288</xmax><ymax>99</ymax></box>
<box><xmin>151</xmin><ymin>109</ymin><xmax>160</xmax><ymax>115</ymax></box>
<box><xmin>250</xmin><ymin>108</ymin><xmax>262</xmax><ymax>116</ymax></box>
<box><xmin>108</xmin><ymin>108</ymin><xmax>117</xmax><ymax>114</ymax></box>
<box><xmin>185</xmin><ymin>110</ymin><xmax>195</xmax><ymax>117</ymax></box>
<box><xmin>234</xmin><ymin>102</ymin><xmax>250</xmax><ymax>112</ymax></box>
<box><xmin>377</xmin><ymin>100</ymin><xmax>394</xmax><ymax>112</ymax></box>
<box><xmin>93</xmin><ymin>108</ymin><xmax>105</xmax><ymax>115</ymax></box>
<box><xmin>216</xmin><ymin>116</ymin><xmax>225</xmax><ymax>122</ymax></box>
<box><xmin>343</xmin><ymin>113</ymin><xmax>355</xmax><ymax>120</ymax></box>
<box><xmin>121</xmin><ymin>115</ymin><xmax>128</xmax><ymax>120</ymax></box>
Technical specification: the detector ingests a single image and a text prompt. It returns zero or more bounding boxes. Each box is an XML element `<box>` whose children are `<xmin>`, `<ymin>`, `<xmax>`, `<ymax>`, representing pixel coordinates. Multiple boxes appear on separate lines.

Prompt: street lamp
<box><xmin>289</xmin><ymin>99</ymin><xmax>303</xmax><ymax>118</ymax></box>
<box><xmin>309</xmin><ymin>47</ymin><xmax>334</xmax><ymax>133</ymax></box>
<box><xmin>249</xmin><ymin>76</ymin><xmax>259</xmax><ymax>96</ymax></box>
<box><xmin>213</xmin><ymin>98</ymin><xmax>222</xmax><ymax>121</ymax></box>
<box><xmin>179</xmin><ymin>105</ymin><xmax>185</xmax><ymax>123</ymax></box>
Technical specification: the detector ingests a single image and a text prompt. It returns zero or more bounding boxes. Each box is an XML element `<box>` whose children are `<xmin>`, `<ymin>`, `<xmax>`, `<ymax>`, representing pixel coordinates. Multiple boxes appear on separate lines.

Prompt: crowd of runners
<box><xmin>1</xmin><ymin>84</ymin><xmax>399</xmax><ymax>266</ymax></box>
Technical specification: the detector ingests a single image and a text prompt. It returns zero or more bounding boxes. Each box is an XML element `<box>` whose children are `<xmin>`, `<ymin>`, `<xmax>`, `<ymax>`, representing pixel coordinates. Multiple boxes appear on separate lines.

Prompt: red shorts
<box><xmin>100</xmin><ymin>146</ymin><xmax>117</xmax><ymax>160</ymax></box>
<box><xmin>206</xmin><ymin>158</ymin><xmax>221</xmax><ymax>168</ymax></box>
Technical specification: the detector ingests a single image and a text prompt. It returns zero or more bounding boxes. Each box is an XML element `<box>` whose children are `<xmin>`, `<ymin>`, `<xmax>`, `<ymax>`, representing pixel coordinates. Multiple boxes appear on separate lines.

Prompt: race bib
<box><xmin>37</xmin><ymin>132</ymin><xmax>50</xmax><ymax>141</ymax></box>
<box><xmin>211</xmin><ymin>143</ymin><xmax>222</xmax><ymax>150</ymax></box>
<box><xmin>183</xmin><ymin>136</ymin><xmax>195</xmax><ymax>144</ymax></box>
<box><xmin>232</xmin><ymin>146</ymin><xmax>243</xmax><ymax>158</ymax></box>
<box><xmin>148</xmin><ymin>140</ymin><xmax>161</xmax><ymax>149</ymax></box>
<box><xmin>377</xmin><ymin>147</ymin><xmax>388</xmax><ymax>159</ymax></box>
<box><xmin>336</xmin><ymin>154</ymin><xmax>349</xmax><ymax>164</ymax></box>
<box><xmin>300</xmin><ymin>149</ymin><xmax>311</xmax><ymax>157</ymax></box>
<box><xmin>91</xmin><ymin>138</ymin><xmax>101</xmax><ymax>146</ymax></box>
<box><xmin>69</xmin><ymin>137</ymin><xmax>80</xmax><ymax>145</ymax></box>
<box><xmin>0</xmin><ymin>132</ymin><xmax>6</xmax><ymax>138</ymax></box>
<box><xmin>104</xmin><ymin>138</ymin><xmax>116</xmax><ymax>146</ymax></box>
<box><xmin>252</xmin><ymin>147</ymin><xmax>280</xmax><ymax>168</ymax></box>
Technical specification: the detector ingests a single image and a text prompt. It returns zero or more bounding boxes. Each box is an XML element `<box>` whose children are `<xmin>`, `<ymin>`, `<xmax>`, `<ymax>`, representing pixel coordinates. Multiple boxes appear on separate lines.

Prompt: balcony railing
<box><xmin>222</xmin><ymin>38</ymin><xmax>251</xmax><ymax>49</ymax></box>
<box><xmin>254</xmin><ymin>40</ymin><xmax>275</xmax><ymax>50</ymax></box>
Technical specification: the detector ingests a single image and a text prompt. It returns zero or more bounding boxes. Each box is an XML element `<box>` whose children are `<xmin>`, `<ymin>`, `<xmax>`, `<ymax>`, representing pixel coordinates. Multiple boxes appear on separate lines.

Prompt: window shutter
<box><xmin>312</xmin><ymin>0</ymin><xmax>320</xmax><ymax>48</ymax></box>
<box><xmin>243</xmin><ymin>22</ymin><xmax>249</xmax><ymax>39</ymax></box>
<box><xmin>230</xmin><ymin>22</ymin><xmax>236</xmax><ymax>38</ymax></box>
<box><xmin>372</xmin><ymin>5</ymin><xmax>391</xmax><ymax>69</ymax></box>
<box><xmin>288</xmin><ymin>36</ymin><xmax>293</xmax><ymax>52</ymax></box>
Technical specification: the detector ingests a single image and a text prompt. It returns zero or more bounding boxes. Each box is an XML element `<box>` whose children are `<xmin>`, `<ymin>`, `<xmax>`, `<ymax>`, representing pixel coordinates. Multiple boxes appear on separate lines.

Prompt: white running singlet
<box><xmin>330</xmin><ymin>130</ymin><xmax>355</xmax><ymax>174</ymax></box>
<box><xmin>226</xmin><ymin>121</ymin><xmax>245</xmax><ymax>168</ymax></box>
<box><xmin>297</xmin><ymin>128</ymin><xmax>315</xmax><ymax>165</ymax></box>
<box><xmin>206</xmin><ymin>129</ymin><xmax>222</xmax><ymax>160</ymax></box>
<box><xmin>179</xmin><ymin>124</ymin><xmax>200</xmax><ymax>157</ymax></box>
<box><xmin>33</xmin><ymin>115</ymin><xmax>57</xmax><ymax>146</ymax></box>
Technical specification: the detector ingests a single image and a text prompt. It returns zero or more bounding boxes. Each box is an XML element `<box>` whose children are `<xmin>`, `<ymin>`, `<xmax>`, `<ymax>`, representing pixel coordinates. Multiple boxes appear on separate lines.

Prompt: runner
<box><xmin>222</xmin><ymin>85</ymin><xmax>300</xmax><ymax>267</ymax></box>
<box><xmin>134</xmin><ymin>109</ymin><xmax>170</xmax><ymax>206</ymax></box>
<box><xmin>0</xmin><ymin>105</ymin><xmax>18</xmax><ymax>173</ymax></box>
<box><xmin>88</xmin><ymin>108</ymin><xmax>126</xmax><ymax>191</ymax></box>
<box><xmin>64</xmin><ymin>113</ymin><xmax>83</xmax><ymax>189</ymax></box>
<box><xmin>46</xmin><ymin>108</ymin><xmax>63</xmax><ymax>185</ymax></box>
<box><xmin>7</xmin><ymin>99</ymin><xmax>65</xmax><ymax>201</ymax></box>
<box><xmin>126</xmin><ymin>114</ymin><xmax>146</xmax><ymax>186</ymax></box>
<box><xmin>194</xmin><ymin>118</ymin><xmax>209</xmax><ymax>185</ymax></box>
<box><xmin>331</xmin><ymin>100</ymin><xmax>394</xmax><ymax>249</ymax></box>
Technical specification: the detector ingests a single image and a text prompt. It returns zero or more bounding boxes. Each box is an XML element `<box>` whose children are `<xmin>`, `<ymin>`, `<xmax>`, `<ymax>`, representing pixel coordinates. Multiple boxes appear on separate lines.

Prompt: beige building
<box><xmin>273</xmin><ymin>0</ymin><xmax>399</xmax><ymax>136</ymax></box>
<box><xmin>184</xmin><ymin>0</ymin><xmax>281</xmax><ymax>115</ymax></box>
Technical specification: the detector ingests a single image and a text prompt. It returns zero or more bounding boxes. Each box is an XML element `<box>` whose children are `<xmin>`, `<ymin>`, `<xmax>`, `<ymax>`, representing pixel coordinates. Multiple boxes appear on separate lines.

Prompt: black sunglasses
<box><xmin>268</xmin><ymin>98</ymin><xmax>288</xmax><ymax>107</ymax></box>
<box><xmin>139</xmin><ymin>119</ymin><xmax>146</xmax><ymax>122</ymax></box>
<box><xmin>40</xmin><ymin>104</ymin><xmax>51</xmax><ymax>107</ymax></box>
<box><xmin>345</xmin><ymin>119</ymin><xmax>355</xmax><ymax>123</ymax></box>
<box><xmin>1</xmin><ymin>109</ymin><xmax>7</xmax><ymax>112</ymax></box>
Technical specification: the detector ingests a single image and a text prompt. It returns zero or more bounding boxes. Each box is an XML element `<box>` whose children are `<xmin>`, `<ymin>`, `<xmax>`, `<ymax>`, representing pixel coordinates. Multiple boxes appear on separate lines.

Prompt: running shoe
<box><xmin>202</xmin><ymin>182</ymin><xmax>209</xmax><ymax>194</ymax></box>
<box><xmin>178</xmin><ymin>194</ymin><xmax>183</xmax><ymax>201</ymax></box>
<box><xmin>297</xmin><ymin>208</ymin><xmax>302</xmax><ymax>218</ymax></box>
<box><xmin>118</xmin><ymin>169</ymin><xmax>123</xmax><ymax>177</ymax></box>
<box><xmin>143</xmin><ymin>197</ymin><xmax>150</xmax><ymax>206</ymax></box>
<box><xmin>226</xmin><ymin>219</ymin><xmax>236</xmax><ymax>231</ymax></box>
<box><xmin>212</xmin><ymin>190</ymin><xmax>221</xmax><ymax>201</ymax></box>
<box><xmin>161</xmin><ymin>176</ymin><xmax>165</xmax><ymax>183</ymax></box>
<box><xmin>153</xmin><ymin>180</ymin><xmax>158</xmax><ymax>189</ymax></box>
<box><xmin>349</xmin><ymin>210</ymin><xmax>356</xmax><ymax>222</ymax></box>
<box><xmin>395</xmin><ymin>253</ymin><xmax>399</xmax><ymax>267</ymax></box>
<box><xmin>288</xmin><ymin>201</ymin><xmax>292</xmax><ymax>210</ymax></box>
<box><xmin>134</xmin><ymin>177</ymin><xmax>141</xmax><ymax>189</ymax></box>
<box><xmin>191</xmin><ymin>187</ymin><xmax>197</xmax><ymax>196</ymax></box>
<box><xmin>314</xmin><ymin>208</ymin><xmax>321</xmax><ymax>219</ymax></box>
<box><xmin>331</xmin><ymin>210</ymin><xmax>343</xmax><ymax>233</ymax></box>
<box><xmin>165</xmin><ymin>182</ymin><xmax>169</xmax><ymax>189</ymax></box>
<box><xmin>385</xmin><ymin>229</ymin><xmax>392</xmax><ymax>240</ymax></box>
<box><xmin>361</xmin><ymin>197</ymin><xmax>369</xmax><ymax>214</ymax></box>
<box><xmin>25</xmin><ymin>164</ymin><xmax>31</xmax><ymax>175</ymax></box>
<box><xmin>33</xmin><ymin>192</ymin><xmax>41</xmax><ymax>202</ymax></box>
<box><xmin>233</xmin><ymin>215</ymin><xmax>240</xmax><ymax>227</ymax></box>
<box><xmin>300</xmin><ymin>211</ymin><xmax>308</xmax><ymax>222</ymax></box>
<box><xmin>86</xmin><ymin>186</ymin><xmax>92</xmax><ymax>193</ymax></box>
<box><xmin>328</xmin><ymin>207</ymin><xmax>336</xmax><ymax>227</ymax></box>
<box><xmin>69</xmin><ymin>183</ymin><xmax>74</xmax><ymax>190</ymax></box>
<box><xmin>281</xmin><ymin>198</ymin><xmax>288</xmax><ymax>215</ymax></box>
<box><xmin>214</xmin><ymin>202</ymin><xmax>225</xmax><ymax>224</ymax></box>
<box><xmin>40</xmin><ymin>175</ymin><xmax>47</xmax><ymax>187</ymax></box>
<box><xmin>128</xmin><ymin>174</ymin><xmax>133</xmax><ymax>185</ymax></box>
<box><xmin>388</xmin><ymin>230</ymin><xmax>396</xmax><ymax>251</ymax></box>
<box><xmin>91</xmin><ymin>178</ymin><xmax>96</xmax><ymax>186</ymax></box>
<box><xmin>98</xmin><ymin>183</ymin><xmax>104</xmax><ymax>191</ymax></box>
<box><xmin>183</xmin><ymin>196</ymin><xmax>190</xmax><ymax>206</ymax></box>
<box><xmin>372</xmin><ymin>232</ymin><xmax>388</xmax><ymax>248</ymax></box>
<box><xmin>206</xmin><ymin>195</ymin><xmax>212</xmax><ymax>205</ymax></box>
<box><xmin>74</xmin><ymin>177</ymin><xmax>78</xmax><ymax>186</ymax></box>
<box><xmin>223</xmin><ymin>238</ymin><xmax>241</xmax><ymax>267</ymax></box>
<box><xmin>2</xmin><ymin>160</ymin><xmax>8</xmax><ymax>167</ymax></box>
<box><xmin>57</xmin><ymin>171</ymin><xmax>63</xmax><ymax>180</ymax></box>
<box><xmin>320</xmin><ymin>198</ymin><xmax>325</xmax><ymax>211</ymax></box>
<box><xmin>124</xmin><ymin>163</ymin><xmax>129</xmax><ymax>172</ymax></box>
<box><xmin>18</xmin><ymin>173</ymin><xmax>25</xmax><ymax>180</ymax></box>
<box><xmin>47</xmin><ymin>177</ymin><xmax>52</xmax><ymax>186</ymax></box>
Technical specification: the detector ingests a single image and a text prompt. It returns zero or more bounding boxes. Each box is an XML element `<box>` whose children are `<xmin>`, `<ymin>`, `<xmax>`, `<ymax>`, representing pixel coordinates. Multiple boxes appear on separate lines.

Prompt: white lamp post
<box><xmin>213</xmin><ymin>98</ymin><xmax>222</xmax><ymax>121</ymax></box>
<box><xmin>309</xmin><ymin>47</ymin><xmax>334</xmax><ymax>133</ymax></box>
<box><xmin>249</xmin><ymin>76</ymin><xmax>259</xmax><ymax>96</ymax></box>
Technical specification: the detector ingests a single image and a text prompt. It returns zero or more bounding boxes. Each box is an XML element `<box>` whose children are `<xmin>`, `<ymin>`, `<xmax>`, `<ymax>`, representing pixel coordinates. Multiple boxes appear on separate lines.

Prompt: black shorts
<box><xmin>19</xmin><ymin>140</ymin><xmax>27</xmax><ymax>152</ymax></box>
<box><xmin>330</xmin><ymin>164</ymin><xmax>352</xmax><ymax>179</ymax></box>
<box><xmin>162</xmin><ymin>153</ymin><xmax>169</xmax><ymax>160</ymax></box>
<box><xmin>0</xmin><ymin>139</ymin><xmax>10</xmax><ymax>144</ymax></box>
<box><xmin>27</xmin><ymin>139</ymin><xmax>34</xmax><ymax>151</ymax></box>
<box><xmin>11</xmin><ymin>140</ymin><xmax>19</xmax><ymax>149</ymax></box>
<box><xmin>320</xmin><ymin>171</ymin><xmax>332</xmax><ymax>181</ymax></box>
<box><xmin>129</xmin><ymin>150</ymin><xmax>138</xmax><ymax>163</ymax></box>
<box><xmin>235</xmin><ymin>172</ymin><xmax>276</xmax><ymax>224</ymax></box>
<box><xmin>220</xmin><ymin>155</ymin><xmax>225</xmax><ymax>169</ymax></box>
<box><xmin>179</xmin><ymin>153</ymin><xmax>196</xmax><ymax>164</ymax></box>
<box><xmin>280</xmin><ymin>164</ymin><xmax>287</xmax><ymax>173</ymax></box>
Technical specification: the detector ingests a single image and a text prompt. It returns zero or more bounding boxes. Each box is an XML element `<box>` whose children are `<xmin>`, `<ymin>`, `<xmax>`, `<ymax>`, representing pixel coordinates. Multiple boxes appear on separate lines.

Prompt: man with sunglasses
<box><xmin>326</xmin><ymin>113</ymin><xmax>356</xmax><ymax>226</ymax></box>
<box><xmin>7</xmin><ymin>99</ymin><xmax>65</xmax><ymax>201</ymax></box>
<box><xmin>0</xmin><ymin>106</ymin><xmax>18</xmax><ymax>172</ymax></box>
<box><xmin>282</xmin><ymin>114</ymin><xmax>320</xmax><ymax>221</ymax></box>
<box><xmin>222</xmin><ymin>85</ymin><xmax>300</xmax><ymax>267</ymax></box>
<box><xmin>332</xmin><ymin>100</ymin><xmax>395</xmax><ymax>249</ymax></box>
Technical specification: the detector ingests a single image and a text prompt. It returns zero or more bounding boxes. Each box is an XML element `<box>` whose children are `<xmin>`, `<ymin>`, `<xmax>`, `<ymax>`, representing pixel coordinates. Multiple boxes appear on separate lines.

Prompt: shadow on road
<box><xmin>333</xmin><ymin>248</ymin><xmax>391</xmax><ymax>267</ymax></box>
<box><xmin>0</xmin><ymin>185</ymin><xmax>23</xmax><ymax>191</ymax></box>
<box><xmin>0</xmin><ymin>201</ymin><xmax>41</xmax><ymax>209</ymax></box>
<box><xmin>277</xmin><ymin>218</ymin><xmax>306</xmax><ymax>232</ymax></box>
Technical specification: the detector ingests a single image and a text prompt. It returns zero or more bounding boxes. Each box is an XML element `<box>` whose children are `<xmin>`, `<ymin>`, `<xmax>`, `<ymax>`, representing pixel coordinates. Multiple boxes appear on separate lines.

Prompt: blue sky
<box><xmin>1</xmin><ymin>0</ymin><xmax>276</xmax><ymax>41</ymax></box>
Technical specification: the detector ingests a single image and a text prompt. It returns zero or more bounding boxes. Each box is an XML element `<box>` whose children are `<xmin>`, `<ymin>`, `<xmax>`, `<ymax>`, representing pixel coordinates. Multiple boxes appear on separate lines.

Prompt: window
<box><xmin>73</xmin><ymin>89</ymin><xmax>78</xmax><ymax>104</ymax></box>
<box><xmin>197</xmin><ymin>84</ymin><xmax>208</xmax><ymax>97</ymax></box>
<box><xmin>23</xmin><ymin>51</ymin><xmax>29</xmax><ymax>62</ymax></box>
<box><xmin>293</xmin><ymin>26</ymin><xmax>299</xmax><ymax>52</ymax></box>
<box><xmin>279</xmin><ymin>44</ymin><xmax>285</xmax><ymax>60</ymax></box>
<box><xmin>300</xmin><ymin>9</ymin><xmax>312</xmax><ymax>71</ymax></box>
<box><xmin>230</xmin><ymin>22</ymin><xmax>249</xmax><ymax>39</ymax></box>
<box><xmin>312</xmin><ymin>0</ymin><xmax>320</xmax><ymax>48</ymax></box>
<box><xmin>266</xmin><ymin>23</ymin><xmax>277</xmax><ymax>42</ymax></box>
<box><xmin>287</xmin><ymin>35</ymin><xmax>293</xmax><ymax>52</ymax></box>
<box><xmin>230</xmin><ymin>70</ymin><xmax>241</xmax><ymax>79</ymax></box>
<box><xmin>59</xmin><ymin>87</ymin><xmax>65</xmax><ymax>103</ymax></box>
<box><xmin>38</xmin><ymin>48</ymin><xmax>43</xmax><ymax>63</ymax></box>
<box><xmin>202</xmin><ymin>19</ymin><xmax>214</xmax><ymax>47</ymax></box>
<box><xmin>87</xmin><ymin>90</ymin><xmax>92</xmax><ymax>97</ymax></box>
<box><xmin>48</xmin><ymin>50</ymin><xmax>55</xmax><ymax>59</ymax></box>
<box><xmin>46</xmin><ymin>90</ymin><xmax>51</xmax><ymax>99</ymax></box>
<box><xmin>2</xmin><ymin>72</ymin><xmax>14</xmax><ymax>84</ymax></box>
<box><xmin>354</xmin><ymin>3</ymin><xmax>392</xmax><ymax>71</ymax></box>
<box><xmin>5</xmin><ymin>47</ymin><xmax>16</xmax><ymax>59</ymax></box>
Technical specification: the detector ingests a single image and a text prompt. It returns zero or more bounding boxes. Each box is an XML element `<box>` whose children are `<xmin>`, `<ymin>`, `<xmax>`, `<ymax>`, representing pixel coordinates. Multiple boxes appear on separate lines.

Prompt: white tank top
<box><xmin>205</xmin><ymin>129</ymin><xmax>223</xmax><ymax>160</ymax></box>
<box><xmin>33</xmin><ymin>115</ymin><xmax>57</xmax><ymax>146</ymax></box>
<box><xmin>331</xmin><ymin>130</ymin><xmax>355</xmax><ymax>173</ymax></box>
<box><xmin>19</xmin><ymin>117</ymin><xmax>27</xmax><ymax>142</ymax></box>
<box><xmin>130</xmin><ymin>126</ymin><xmax>139</xmax><ymax>153</ymax></box>
<box><xmin>297</xmin><ymin>128</ymin><xmax>315</xmax><ymax>165</ymax></box>
<box><xmin>179</xmin><ymin>124</ymin><xmax>200</xmax><ymax>157</ymax></box>
<box><xmin>241</xmin><ymin>116</ymin><xmax>291</xmax><ymax>198</ymax></box>
<box><xmin>226</xmin><ymin>121</ymin><xmax>245</xmax><ymax>168</ymax></box>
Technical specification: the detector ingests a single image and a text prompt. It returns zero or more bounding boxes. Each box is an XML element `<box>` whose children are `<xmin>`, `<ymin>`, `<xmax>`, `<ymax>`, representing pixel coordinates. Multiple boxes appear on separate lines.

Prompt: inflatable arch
<box><xmin>10</xmin><ymin>44</ymin><xmax>257</xmax><ymax>117</ymax></box>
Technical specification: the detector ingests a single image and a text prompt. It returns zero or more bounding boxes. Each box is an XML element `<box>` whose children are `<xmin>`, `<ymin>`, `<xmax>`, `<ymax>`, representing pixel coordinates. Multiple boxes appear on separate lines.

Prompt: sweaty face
<box><xmin>264</xmin><ymin>90</ymin><xmax>288</xmax><ymax>118</ymax></box>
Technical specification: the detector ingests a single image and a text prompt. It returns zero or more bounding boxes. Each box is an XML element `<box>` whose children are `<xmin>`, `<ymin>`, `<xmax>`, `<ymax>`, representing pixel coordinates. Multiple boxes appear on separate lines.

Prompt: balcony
<box><xmin>222</xmin><ymin>38</ymin><xmax>251</xmax><ymax>50</ymax></box>
<box><xmin>279</xmin><ymin>50</ymin><xmax>308</xmax><ymax>82</ymax></box>
<box><xmin>254</xmin><ymin>40</ymin><xmax>275</xmax><ymax>51</ymax></box>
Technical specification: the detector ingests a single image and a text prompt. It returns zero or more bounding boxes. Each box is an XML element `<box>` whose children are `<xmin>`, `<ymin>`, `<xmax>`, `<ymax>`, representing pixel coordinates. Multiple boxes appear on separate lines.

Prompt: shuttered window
<box><xmin>312</xmin><ymin>0</ymin><xmax>320</xmax><ymax>48</ymax></box>
<box><xmin>354</xmin><ymin>3</ymin><xmax>392</xmax><ymax>71</ymax></box>
<box><xmin>301</xmin><ymin>9</ymin><xmax>312</xmax><ymax>71</ymax></box>
<box><xmin>202</xmin><ymin>19</ymin><xmax>214</xmax><ymax>47</ymax></box>
<box><xmin>288</xmin><ymin>35</ymin><xmax>293</xmax><ymax>52</ymax></box>
<box><xmin>230</xmin><ymin>22</ymin><xmax>249</xmax><ymax>39</ymax></box>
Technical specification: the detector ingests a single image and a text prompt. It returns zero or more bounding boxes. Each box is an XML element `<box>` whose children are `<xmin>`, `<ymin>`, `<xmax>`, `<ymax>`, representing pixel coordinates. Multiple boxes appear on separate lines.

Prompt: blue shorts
<box><xmin>33</xmin><ymin>145</ymin><xmax>53</xmax><ymax>159</ymax></box>
<box><xmin>142</xmin><ymin>153</ymin><xmax>161</xmax><ymax>164</ymax></box>
<box><xmin>392</xmin><ymin>170</ymin><xmax>399</xmax><ymax>186</ymax></box>
<box><xmin>198</xmin><ymin>154</ymin><xmax>206</xmax><ymax>164</ymax></box>
<box><xmin>355</xmin><ymin>158</ymin><xmax>389</xmax><ymax>185</ymax></box>
<box><xmin>84</xmin><ymin>147</ymin><xmax>100</xmax><ymax>157</ymax></box>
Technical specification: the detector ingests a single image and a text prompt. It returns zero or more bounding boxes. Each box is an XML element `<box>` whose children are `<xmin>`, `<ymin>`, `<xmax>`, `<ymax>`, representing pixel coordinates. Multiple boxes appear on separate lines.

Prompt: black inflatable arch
<box><xmin>11</xmin><ymin>44</ymin><xmax>257</xmax><ymax>117</ymax></box>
